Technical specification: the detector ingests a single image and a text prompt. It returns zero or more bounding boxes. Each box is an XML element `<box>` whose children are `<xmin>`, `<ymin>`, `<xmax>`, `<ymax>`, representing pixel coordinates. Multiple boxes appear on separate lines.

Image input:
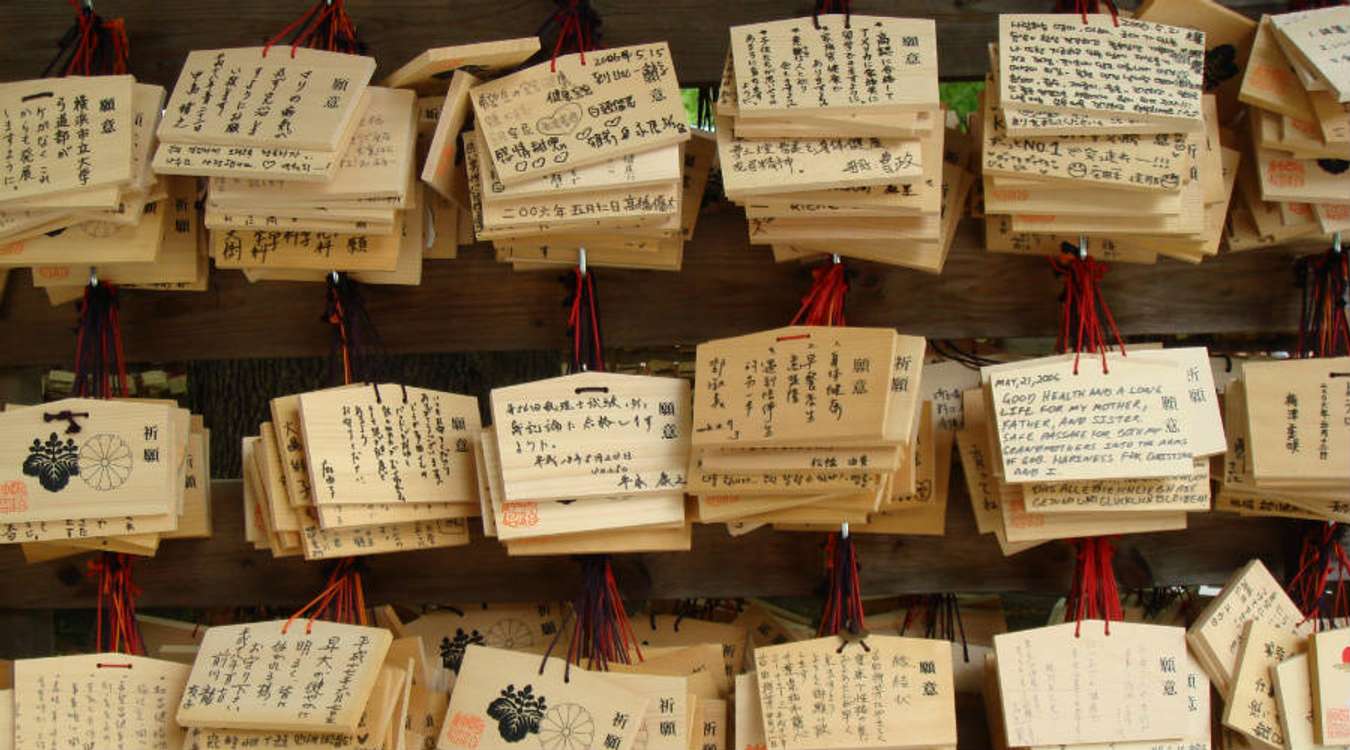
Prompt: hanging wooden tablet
<box><xmin>1000</xmin><ymin>15</ymin><xmax>1206</xmax><ymax>130</ymax></box>
<box><xmin>157</xmin><ymin>48</ymin><xmax>375</xmax><ymax>152</ymax></box>
<box><xmin>438</xmin><ymin>646</ymin><xmax>650</xmax><ymax>750</ymax></box>
<box><xmin>399</xmin><ymin>602</ymin><xmax>568</xmax><ymax>674</ymax></box>
<box><xmin>384</xmin><ymin>36</ymin><xmax>540</xmax><ymax>93</ymax></box>
<box><xmin>13</xmin><ymin>653</ymin><xmax>190</xmax><ymax>750</ymax></box>
<box><xmin>177</xmin><ymin>619</ymin><xmax>392</xmax><ymax>734</ymax></box>
<box><xmin>1243</xmin><ymin>357</ymin><xmax>1350</xmax><ymax>486</ymax></box>
<box><xmin>753</xmin><ymin>635</ymin><xmax>956</xmax><ymax>750</ymax></box>
<box><xmin>633</xmin><ymin>615</ymin><xmax>748</xmax><ymax>682</ymax></box>
<box><xmin>1271</xmin><ymin>7</ymin><xmax>1350</xmax><ymax>102</ymax></box>
<box><xmin>692</xmin><ymin>327</ymin><xmax>902</xmax><ymax>447</ymax></box>
<box><xmin>489</xmin><ymin>372</ymin><xmax>690</xmax><ymax>501</ymax></box>
<box><xmin>982</xmin><ymin>77</ymin><xmax>1192</xmax><ymax>193</ymax></box>
<box><xmin>729</xmin><ymin>16</ymin><xmax>939</xmax><ymax>118</ymax></box>
<box><xmin>601</xmin><ymin>672</ymin><xmax>693</xmax><ymax>750</ymax></box>
<box><xmin>608</xmin><ymin>642</ymin><xmax>726</xmax><ymax>699</ymax></box>
<box><xmin>212</xmin><ymin>223</ymin><xmax>403</xmax><ymax>272</ymax></box>
<box><xmin>300</xmin><ymin>384</ymin><xmax>480</xmax><ymax>506</ymax></box>
<box><xmin>1224</xmin><ymin>621</ymin><xmax>1307</xmax><ymax>750</ymax></box>
<box><xmin>1309</xmin><ymin>626</ymin><xmax>1350</xmax><ymax>745</ymax></box>
<box><xmin>422</xmin><ymin>69</ymin><xmax>479</xmax><ymax>203</ymax></box>
<box><xmin>994</xmin><ymin>622</ymin><xmax>1191</xmax><ymax>747</ymax></box>
<box><xmin>0</xmin><ymin>398</ymin><xmax>177</xmax><ymax>525</ymax></box>
<box><xmin>209</xmin><ymin>85</ymin><xmax>417</xmax><ymax>204</ymax></box>
<box><xmin>1135</xmin><ymin>0</ymin><xmax>1257</xmax><ymax>123</ymax></box>
<box><xmin>985</xmin><ymin>351</ymin><xmax>1200</xmax><ymax>483</ymax></box>
<box><xmin>0</xmin><ymin>76</ymin><xmax>136</xmax><ymax>204</ymax></box>
<box><xmin>716</xmin><ymin>117</ymin><xmax>925</xmax><ymax>197</ymax></box>
<box><xmin>1186</xmin><ymin>558</ymin><xmax>1311</xmax><ymax>696</ymax></box>
<box><xmin>1272</xmin><ymin>653</ymin><xmax>1329</xmax><ymax>750</ymax></box>
<box><xmin>1021</xmin><ymin>457</ymin><xmax>1211</xmax><ymax>512</ymax></box>
<box><xmin>181</xmin><ymin>662</ymin><xmax>407</xmax><ymax>750</ymax></box>
<box><xmin>470</xmin><ymin>43</ymin><xmax>690</xmax><ymax>185</ymax></box>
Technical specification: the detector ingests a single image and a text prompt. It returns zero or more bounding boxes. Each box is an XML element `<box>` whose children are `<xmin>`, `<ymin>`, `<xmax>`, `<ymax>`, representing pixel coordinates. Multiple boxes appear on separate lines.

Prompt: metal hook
<box><xmin>578</xmin><ymin>247</ymin><xmax>588</xmax><ymax>277</ymax></box>
<box><xmin>1334</xmin><ymin>231</ymin><xmax>1342</xmax><ymax>255</ymax></box>
<box><xmin>82</xmin><ymin>0</ymin><xmax>93</xmax><ymax>10</ymax></box>
<box><xmin>832</xmin><ymin>253</ymin><xmax>841</xmax><ymax>265</ymax></box>
<box><xmin>1078</xmin><ymin>234</ymin><xmax>1088</xmax><ymax>261</ymax></box>
<box><xmin>329</xmin><ymin>270</ymin><xmax>339</xmax><ymax>284</ymax></box>
<box><xmin>89</xmin><ymin>267</ymin><xmax>98</xmax><ymax>287</ymax></box>
<box><xmin>841</xmin><ymin>521</ymin><xmax>849</xmax><ymax>539</ymax></box>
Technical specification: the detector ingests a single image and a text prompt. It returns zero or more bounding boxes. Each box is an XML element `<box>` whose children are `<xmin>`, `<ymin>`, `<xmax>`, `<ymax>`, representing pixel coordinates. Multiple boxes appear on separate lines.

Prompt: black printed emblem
<box><xmin>23</xmin><ymin>433</ymin><xmax>80</xmax><ymax>492</ymax></box>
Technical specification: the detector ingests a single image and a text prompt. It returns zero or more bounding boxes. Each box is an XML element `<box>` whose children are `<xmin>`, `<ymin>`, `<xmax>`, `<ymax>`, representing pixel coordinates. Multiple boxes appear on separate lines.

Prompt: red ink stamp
<box><xmin>500</xmin><ymin>502</ymin><xmax>540</xmax><ymax>529</ymax></box>
<box><xmin>443</xmin><ymin>711</ymin><xmax>486</xmax><ymax>749</ymax></box>
<box><xmin>0</xmin><ymin>481</ymin><xmax>29</xmax><ymax>513</ymax></box>
<box><xmin>1326</xmin><ymin>707</ymin><xmax>1350</xmax><ymax>739</ymax></box>
<box><xmin>1267</xmin><ymin>159</ymin><xmax>1306</xmax><ymax>188</ymax></box>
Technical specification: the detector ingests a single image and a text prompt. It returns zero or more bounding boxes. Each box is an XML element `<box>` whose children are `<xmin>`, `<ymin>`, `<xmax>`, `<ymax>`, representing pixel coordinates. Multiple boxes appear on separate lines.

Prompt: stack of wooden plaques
<box><xmin>982</xmin><ymin>15</ymin><xmax>1240</xmax><ymax>264</ymax></box>
<box><xmin>0</xmin><ymin>76</ymin><xmax>209</xmax><ymax>294</ymax></box>
<box><xmin>480</xmin><ymin>371</ymin><xmax>693</xmax><ymax>555</ymax></box>
<box><xmin>177</xmin><ymin>620</ymin><xmax>416</xmax><ymax>749</ymax></box>
<box><xmin>1231</xmin><ymin>11</ymin><xmax>1349</xmax><ymax>250</ymax></box>
<box><xmin>688</xmin><ymin>326</ymin><xmax>937</xmax><ymax>535</ymax></box>
<box><xmin>11</xmin><ymin>653</ymin><xmax>192</xmax><ymax>750</ymax></box>
<box><xmin>1215</xmin><ymin>357</ymin><xmax>1350</xmax><ymax>523</ymax></box>
<box><xmin>737</xmin><ymin>635</ymin><xmax>957</xmax><ymax>750</ymax></box>
<box><xmin>396</xmin><ymin>599</ymin><xmax>747</xmax><ymax>737</ymax></box>
<box><xmin>30</xmin><ymin>175</ymin><xmax>206</xmax><ymax>304</ymax></box>
<box><xmin>988</xmin><ymin>621</ymin><xmax>1209</xmax><ymax>748</ymax></box>
<box><xmin>973</xmin><ymin>348</ymin><xmax>1227</xmax><ymax>548</ymax></box>
<box><xmin>712</xmin><ymin>15</ymin><xmax>963</xmax><ymax>271</ymax></box>
<box><xmin>1183</xmin><ymin>559</ymin><xmax>1314</xmax><ymax>748</ymax></box>
<box><xmin>241</xmin><ymin>383</ymin><xmax>478</xmax><ymax>559</ymax></box>
<box><xmin>0</xmin><ymin>398</ymin><xmax>211</xmax><ymax>559</ymax></box>
<box><xmin>205</xmin><ymin>85</ymin><xmax>421</xmax><ymax>284</ymax></box>
<box><xmin>484</xmin><ymin>130</ymin><xmax>718</xmax><ymax>272</ymax></box>
<box><xmin>450</xmin><ymin>43</ymin><xmax>697</xmax><ymax>271</ymax></box>
<box><xmin>150</xmin><ymin>47</ymin><xmax>426</xmax><ymax>282</ymax></box>
<box><xmin>395</xmin><ymin>37</ymin><xmax>540</xmax><ymax>260</ymax></box>
<box><xmin>446</xmin><ymin>645</ymin><xmax>705</xmax><ymax>750</ymax></box>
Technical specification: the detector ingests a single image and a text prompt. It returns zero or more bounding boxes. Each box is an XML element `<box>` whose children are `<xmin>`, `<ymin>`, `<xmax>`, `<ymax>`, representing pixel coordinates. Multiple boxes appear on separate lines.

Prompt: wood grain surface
<box><xmin>0</xmin><ymin>478</ymin><xmax>1296</xmax><ymax>608</ymax></box>
<box><xmin>0</xmin><ymin>211</ymin><xmax>1326</xmax><ymax>368</ymax></box>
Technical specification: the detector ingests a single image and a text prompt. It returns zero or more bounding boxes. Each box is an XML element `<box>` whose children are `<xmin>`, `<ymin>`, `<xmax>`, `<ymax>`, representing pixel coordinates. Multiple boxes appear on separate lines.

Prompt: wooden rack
<box><xmin>0</xmin><ymin>0</ymin><xmax>1318</xmax><ymax>662</ymax></box>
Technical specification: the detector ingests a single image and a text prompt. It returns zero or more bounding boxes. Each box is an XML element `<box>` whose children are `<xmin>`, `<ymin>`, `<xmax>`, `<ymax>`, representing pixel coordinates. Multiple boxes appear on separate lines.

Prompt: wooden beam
<box><xmin>0</xmin><ymin>610</ymin><xmax>53</xmax><ymax>659</ymax></box>
<box><xmin>0</xmin><ymin>0</ymin><xmax>1291</xmax><ymax>86</ymax></box>
<box><xmin>0</xmin><ymin>213</ymin><xmax>1324</xmax><ymax>368</ymax></box>
<box><xmin>0</xmin><ymin>479</ymin><xmax>1296</xmax><ymax>609</ymax></box>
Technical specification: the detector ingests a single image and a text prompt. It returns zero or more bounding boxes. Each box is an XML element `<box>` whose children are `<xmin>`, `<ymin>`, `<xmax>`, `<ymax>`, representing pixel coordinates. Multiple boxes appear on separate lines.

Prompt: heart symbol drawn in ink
<box><xmin>603</xmin><ymin>116</ymin><xmax>622</xmax><ymax>129</ymax></box>
<box><xmin>535</xmin><ymin>103</ymin><xmax>583</xmax><ymax>136</ymax></box>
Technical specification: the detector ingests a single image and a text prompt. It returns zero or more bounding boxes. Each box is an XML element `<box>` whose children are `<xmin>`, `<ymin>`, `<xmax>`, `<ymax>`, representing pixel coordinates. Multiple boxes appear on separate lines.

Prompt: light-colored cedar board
<box><xmin>382</xmin><ymin>37</ymin><xmax>540</xmax><ymax>92</ymax></box>
<box><xmin>470</xmin><ymin>43</ymin><xmax>689</xmax><ymax>186</ymax></box>
<box><xmin>157</xmin><ymin>48</ymin><xmax>375</xmax><ymax>151</ymax></box>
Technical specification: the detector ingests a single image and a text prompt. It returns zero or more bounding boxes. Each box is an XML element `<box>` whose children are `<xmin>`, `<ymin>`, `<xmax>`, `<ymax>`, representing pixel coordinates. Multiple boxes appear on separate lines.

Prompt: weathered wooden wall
<box><xmin>0</xmin><ymin>212</ymin><xmax>1326</xmax><ymax>369</ymax></box>
<box><xmin>0</xmin><ymin>480</ymin><xmax>1297</xmax><ymax>609</ymax></box>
